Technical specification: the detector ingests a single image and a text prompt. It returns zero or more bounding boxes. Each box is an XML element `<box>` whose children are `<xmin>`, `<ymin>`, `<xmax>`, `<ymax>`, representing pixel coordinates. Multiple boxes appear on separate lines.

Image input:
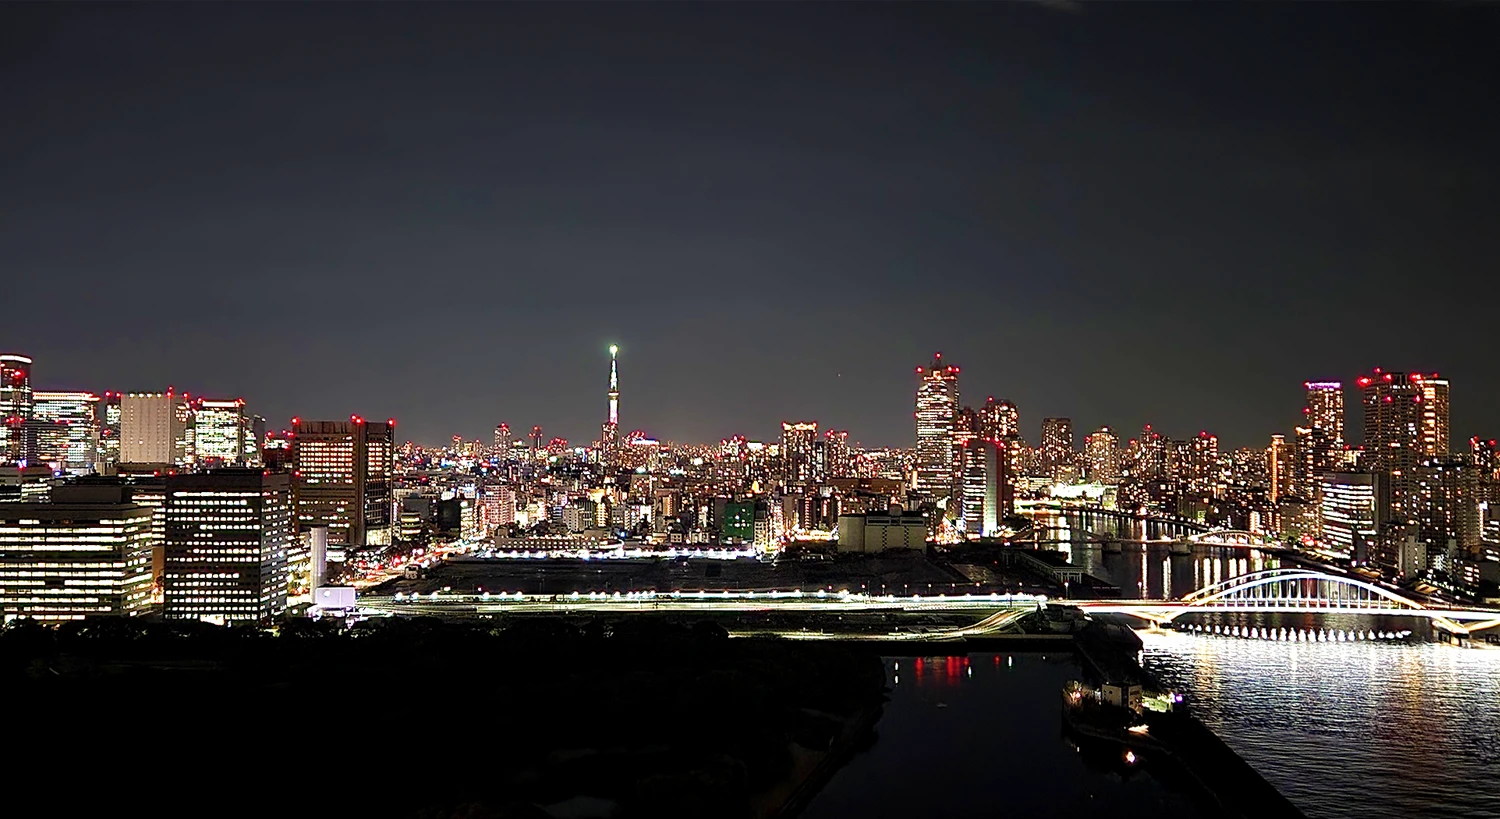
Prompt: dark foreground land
<box><xmin>3</xmin><ymin>616</ymin><xmax>885</xmax><ymax>819</ymax></box>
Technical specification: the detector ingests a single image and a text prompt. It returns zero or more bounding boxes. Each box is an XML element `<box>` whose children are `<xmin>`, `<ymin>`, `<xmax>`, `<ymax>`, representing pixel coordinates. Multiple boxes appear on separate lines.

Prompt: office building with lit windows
<box><xmin>825</xmin><ymin>430</ymin><xmax>852</xmax><ymax>479</ymax></box>
<box><xmin>914</xmin><ymin>353</ymin><xmax>959</xmax><ymax>497</ymax></box>
<box><xmin>194</xmin><ymin>398</ymin><xmax>248</xmax><ymax>465</ymax></box>
<box><xmin>291</xmin><ymin>417</ymin><xmax>395</xmax><ymax>547</ymax></box>
<box><xmin>1318</xmin><ymin>471</ymin><xmax>1385</xmax><ymax>562</ymax></box>
<box><xmin>120</xmin><ymin>392</ymin><xmax>187</xmax><ymax>467</ymax></box>
<box><xmin>960</xmin><ymin>438</ymin><xmax>1003</xmax><ymax>538</ymax></box>
<box><xmin>781</xmin><ymin>421</ymin><xmax>818</xmax><ymax>485</ymax></box>
<box><xmin>0</xmin><ymin>484</ymin><xmax>154</xmax><ymax>621</ymax></box>
<box><xmin>1084</xmin><ymin>426</ymin><xmax>1121</xmax><ymax>484</ymax></box>
<box><xmin>1267</xmin><ymin>433</ymin><xmax>1292</xmax><ymax>503</ymax></box>
<box><xmin>32</xmin><ymin>391</ymin><xmax>100</xmax><ymax>474</ymax></box>
<box><xmin>1358</xmin><ymin>370</ymin><xmax>1434</xmax><ymax>524</ymax></box>
<box><xmin>1039</xmin><ymin>417</ymin><xmax>1074</xmax><ymax>479</ymax></box>
<box><xmin>979</xmin><ymin>397</ymin><xmax>1019</xmax><ymax>440</ymax></box>
<box><xmin>163</xmin><ymin>469</ymin><xmax>291</xmax><ymax>623</ymax></box>
<box><xmin>98</xmin><ymin>392</ymin><xmax>122</xmax><ymax>475</ymax></box>
<box><xmin>1</xmin><ymin>354</ymin><xmax>34</xmax><ymax>464</ymax></box>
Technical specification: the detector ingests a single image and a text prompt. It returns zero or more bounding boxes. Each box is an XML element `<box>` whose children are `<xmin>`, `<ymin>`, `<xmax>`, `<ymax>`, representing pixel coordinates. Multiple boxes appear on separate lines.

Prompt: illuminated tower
<box><xmin>1359</xmin><ymin>370</ymin><xmax>1445</xmax><ymax>525</ymax></box>
<box><xmin>1</xmin><ymin>354</ymin><xmax>34</xmax><ymax>464</ymax></box>
<box><xmin>781</xmin><ymin>421</ymin><xmax>818</xmax><ymax>485</ymax></box>
<box><xmin>290</xmin><ymin>416</ymin><xmax>395</xmax><ymax>547</ymax></box>
<box><xmin>979</xmin><ymin>397</ymin><xmax>1019</xmax><ymax>441</ymax></box>
<box><xmin>1040</xmin><ymin>418</ymin><xmax>1074</xmax><ymax>480</ymax></box>
<box><xmin>601</xmin><ymin>345</ymin><xmax>620</xmax><ymax>462</ymax></box>
<box><xmin>529</xmin><ymin>425</ymin><xmax>543</xmax><ymax>457</ymax></box>
<box><xmin>1411</xmin><ymin>372</ymin><xmax>1449</xmax><ymax>458</ymax></box>
<box><xmin>914</xmin><ymin>353</ymin><xmax>959</xmax><ymax>497</ymax></box>
<box><xmin>1084</xmin><ymin>426</ymin><xmax>1120</xmax><ymax>484</ymax></box>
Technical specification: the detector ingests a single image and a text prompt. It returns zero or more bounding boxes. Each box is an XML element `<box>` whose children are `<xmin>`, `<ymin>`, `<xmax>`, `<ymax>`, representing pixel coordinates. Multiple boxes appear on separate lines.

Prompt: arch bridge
<box><xmin>1188</xmin><ymin>528</ymin><xmax>1276</xmax><ymax>547</ymax></box>
<box><xmin>1079</xmin><ymin>569</ymin><xmax>1500</xmax><ymax>637</ymax></box>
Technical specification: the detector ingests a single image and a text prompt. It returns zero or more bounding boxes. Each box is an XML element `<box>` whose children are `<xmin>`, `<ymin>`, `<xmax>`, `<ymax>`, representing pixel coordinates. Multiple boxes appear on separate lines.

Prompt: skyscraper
<box><xmin>1084</xmin><ymin>426</ymin><xmax>1121</xmax><ymax>484</ymax></box>
<box><xmin>494</xmin><ymin>423</ymin><xmax>511</xmax><ymax>459</ymax></box>
<box><xmin>31</xmin><ymin>391</ymin><xmax>100</xmax><ymax>474</ymax></box>
<box><xmin>291</xmin><ymin>417</ymin><xmax>395</xmax><ymax>547</ymax></box>
<box><xmin>914</xmin><ymin>353</ymin><xmax>959</xmax><ymax>497</ymax></box>
<box><xmin>194</xmin><ymin>398</ymin><xmax>248</xmax><ymax>466</ymax></box>
<box><xmin>979</xmin><ymin>397</ymin><xmax>1019</xmax><ymax>440</ymax></box>
<box><xmin>1298</xmin><ymin>381</ymin><xmax>1346</xmax><ymax>496</ymax></box>
<box><xmin>120</xmin><ymin>392</ymin><xmax>187</xmax><ymax>467</ymax></box>
<box><xmin>0</xmin><ymin>354</ymin><xmax>34</xmax><ymax>464</ymax></box>
<box><xmin>960</xmin><ymin>438</ymin><xmax>1002</xmax><ymax>538</ymax></box>
<box><xmin>824</xmin><ymin>429</ymin><xmax>852</xmax><ymax>479</ymax></box>
<box><xmin>98</xmin><ymin>392</ymin><xmax>122</xmax><ymax>475</ymax></box>
<box><xmin>1411</xmin><ymin>373</ymin><xmax>1450</xmax><ymax>459</ymax></box>
<box><xmin>1358</xmin><ymin>370</ymin><xmax>1426</xmax><ymax>524</ymax></box>
<box><xmin>1039</xmin><ymin>417</ymin><xmax>1074</xmax><ymax>480</ymax></box>
<box><xmin>781</xmin><ymin>421</ymin><xmax>818</xmax><ymax>485</ymax></box>
<box><xmin>1267</xmin><ymin>433</ymin><xmax>1292</xmax><ymax>503</ymax></box>
<box><xmin>163</xmin><ymin>469</ymin><xmax>291</xmax><ymax>623</ymax></box>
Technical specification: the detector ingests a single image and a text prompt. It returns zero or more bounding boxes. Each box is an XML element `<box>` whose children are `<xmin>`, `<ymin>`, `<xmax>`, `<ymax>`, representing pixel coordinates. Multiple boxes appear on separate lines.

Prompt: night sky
<box><xmin>3</xmin><ymin>3</ymin><xmax>1496</xmax><ymax>449</ymax></box>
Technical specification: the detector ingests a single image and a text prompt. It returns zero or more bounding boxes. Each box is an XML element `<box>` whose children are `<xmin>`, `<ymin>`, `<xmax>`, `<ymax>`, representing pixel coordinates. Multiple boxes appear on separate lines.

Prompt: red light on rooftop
<box><xmin>388</xmin><ymin>418</ymin><xmax>396</xmax><ymax>426</ymax></box>
<box><xmin>916</xmin><ymin>367</ymin><xmax>923</xmax><ymax>373</ymax></box>
<box><xmin>1383</xmin><ymin>374</ymin><xmax>1393</xmax><ymax>381</ymax></box>
<box><xmin>1356</xmin><ymin>377</ymin><xmax>1372</xmax><ymax>386</ymax></box>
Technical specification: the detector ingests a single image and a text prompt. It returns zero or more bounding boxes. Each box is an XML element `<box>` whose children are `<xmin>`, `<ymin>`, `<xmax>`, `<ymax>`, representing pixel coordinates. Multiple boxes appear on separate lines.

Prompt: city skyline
<box><xmin>2</xmin><ymin>344</ymin><xmax>1479</xmax><ymax>453</ymax></box>
<box><xmin>3</xmin><ymin>4</ymin><xmax>1496</xmax><ymax>447</ymax></box>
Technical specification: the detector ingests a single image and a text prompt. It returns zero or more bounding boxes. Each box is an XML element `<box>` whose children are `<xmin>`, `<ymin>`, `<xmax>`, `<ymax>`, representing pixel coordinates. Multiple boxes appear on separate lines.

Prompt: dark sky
<box><xmin>3</xmin><ymin>3</ymin><xmax>1496</xmax><ymax>449</ymax></box>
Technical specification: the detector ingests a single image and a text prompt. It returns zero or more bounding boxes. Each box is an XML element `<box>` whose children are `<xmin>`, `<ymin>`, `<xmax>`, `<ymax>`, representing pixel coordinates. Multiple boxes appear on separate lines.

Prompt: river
<box><xmin>802</xmin><ymin>652</ymin><xmax>1209</xmax><ymax>819</ymax></box>
<box><xmin>806</xmin><ymin>536</ymin><xmax>1500</xmax><ymax>818</ymax></box>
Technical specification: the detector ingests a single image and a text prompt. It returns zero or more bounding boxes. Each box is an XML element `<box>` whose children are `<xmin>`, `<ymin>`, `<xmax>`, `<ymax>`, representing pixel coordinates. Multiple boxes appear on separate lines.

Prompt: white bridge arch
<box><xmin>1187</xmin><ymin>528</ymin><xmax>1275</xmax><ymax>546</ymax></box>
<box><xmin>1079</xmin><ymin>568</ymin><xmax>1500</xmax><ymax>636</ymax></box>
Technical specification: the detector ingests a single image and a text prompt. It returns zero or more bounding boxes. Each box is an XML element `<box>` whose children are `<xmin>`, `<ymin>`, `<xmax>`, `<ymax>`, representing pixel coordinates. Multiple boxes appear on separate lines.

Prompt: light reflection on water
<box><xmin>1142</xmin><ymin>629</ymin><xmax>1500</xmax><ymax>819</ymax></box>
<box><xmin>802</xmin><ymin>653</ymin><xmax>1207</xmax><ymax>819</ymax></box>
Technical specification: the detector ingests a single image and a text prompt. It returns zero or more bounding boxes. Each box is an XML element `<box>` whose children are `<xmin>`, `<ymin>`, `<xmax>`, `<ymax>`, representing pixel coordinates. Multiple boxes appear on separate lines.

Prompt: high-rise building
<box><xmin>1318</xmin><ymin>472</ymin><xmax>1385</xmax><ymax>562</ymax></box>
<box><xmin>0</xmin><ymin>483</ymin><xmax>155</xmax><ymax>620</ymax></box>
<box><xmin>194</xmin><ymin>398</ymin><xmax>248</xmax><ymax>466</ymax></box>
<box><xmin>98</xmin><ymin>392</ymin><xmax>122</xmax><ymax>475</ymax></box>
<box><xmin>824</xmin><ymin>430</ymin><xmax>852</xmax><ymax>479</ymax></box>
<box><xmin>494</xmin><ymin>423</ymin><xmax>511</xmax><ymax>459</ymax></box>
<box><xmin>1411</xmin><ymin>373</ymin><xmax>1450</xmax><ymax>459</ymax></box>
<box><xmin>120</xmin><ymin>392</ymin><xmax>187</xmax><ymax>467</ymax></box>
<box><xmin>1358</xmin><ymin>370</ymin><xmax>1427</xmax><ymax>524</ymax></box>
<box><xmin>601</xmin><ymin>345</ymin><xmax>620</xmax><ymax>463</ymax></box>
<box><xmin>1470</xmin><ymin>437</ymin><xmax>1498</xmax><ymax>481</ymax></box>
<box><xmin>0</xmin><ymin>354</ymin><xmax>34</xmax><ymax>464</ymax></box>
<box><xmin>1039</xmin><ymin>418</ymin><xmax>1074</xmax><ymax>480</ymax></box>
<box><xmin>1415</xmin><ymin>458</ymin><xmax>1480</xmax><ymax>550</ymax></box>
<box><xmin>781</xmin><ymin>421</ymin><xmax>818</xmax><ymax>485</ymax></box>
<box><xmin>914</xmin><ymin>354</ymin><xmax>959</xmax><ymax>497</ymax></box>
<box><xmin>979</xmin><ymin>397</ymin><xmax>1019</xmax><ymax>441</ymax></box>
<box><xmin>1084</xmin><ymin>426</ymin><xmax>1121</xmax><ymax>484</ymax></box>
<box><xmin>1267</xmin><ymin>433</ymin><xmax>1292</xmax><ymax>503</ymax></box>
<box><xmin>32</xmin><ymin>391</ymin><xmax>100</xmax><ymax>474</ymax></box>
<box><xmin>960</xmin><ymin>438</ymin><xmax>1003</xmax><ymax>538</ymax></box>
<box><xmin>163</xmin><ymin>469</ymin><xmax>291</xmax><ymax>623</ymax></box>
<box><xmin>1303</xmin><ymin>381</ymin><xmax>1345</xmax><ymax>446</ymax></box>
<box><xmin>1183</xmin><ymin>431</ymin><xmax>1219</xmax><ymax>495</ymax></box>
<box><xmin>290</xmin><ymin>417</ymin><xmax>395</xmax><ymax>547</ymax></box>
<box><xmin>1296</xmin><ymin>381</ymin><xmax>1346</xmax><ymax>498</ymax></box>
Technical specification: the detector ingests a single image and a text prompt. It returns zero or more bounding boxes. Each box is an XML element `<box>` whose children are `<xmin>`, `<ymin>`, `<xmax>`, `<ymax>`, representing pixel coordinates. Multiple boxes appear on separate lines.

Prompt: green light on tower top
<box><xmin>609</xmin><ymin>345</ymin><xmax>618</xmax><ymax>356</ymax></box>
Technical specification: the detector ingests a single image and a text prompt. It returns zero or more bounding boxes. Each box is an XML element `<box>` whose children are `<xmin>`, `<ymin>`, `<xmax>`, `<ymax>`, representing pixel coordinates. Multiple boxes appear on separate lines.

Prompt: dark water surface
<box><xmin>801</xmin><ymin>652</ymin><xmax>1207</xmax><ymax>819</ymax></box>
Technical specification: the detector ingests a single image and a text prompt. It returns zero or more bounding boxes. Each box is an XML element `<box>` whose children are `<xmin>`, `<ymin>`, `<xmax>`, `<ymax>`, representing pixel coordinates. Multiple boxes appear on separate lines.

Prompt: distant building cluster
<box><xmin>2</xmin><ymin>345</ymin><xmax>1497</xmax><ymax>624</ymax></box>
